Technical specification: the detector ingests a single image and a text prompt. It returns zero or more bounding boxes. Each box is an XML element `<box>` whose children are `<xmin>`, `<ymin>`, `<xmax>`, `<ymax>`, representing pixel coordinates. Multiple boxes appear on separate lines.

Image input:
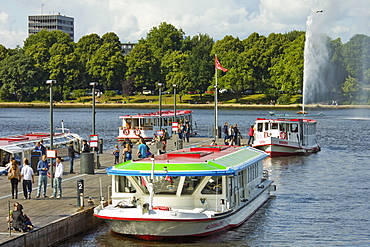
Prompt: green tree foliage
<box><xmin>341</xmin><ymin>76</ymin><xmax>360</xmax><ymax>103</ymax></box>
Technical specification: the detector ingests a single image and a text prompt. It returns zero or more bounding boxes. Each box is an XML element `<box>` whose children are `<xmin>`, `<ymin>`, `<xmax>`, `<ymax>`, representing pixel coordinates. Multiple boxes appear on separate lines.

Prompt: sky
<box><xmin>0</xmin><ymin>0</ymin><xmax>369</xmax><ymax>48</ymax></box>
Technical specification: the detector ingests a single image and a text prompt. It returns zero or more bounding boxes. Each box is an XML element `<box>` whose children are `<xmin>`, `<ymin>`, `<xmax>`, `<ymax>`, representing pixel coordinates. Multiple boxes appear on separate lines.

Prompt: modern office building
<box><xmin>28</xmin><ymin>13</ymin><xmax>74</xmax><ymax>41</ymax></box>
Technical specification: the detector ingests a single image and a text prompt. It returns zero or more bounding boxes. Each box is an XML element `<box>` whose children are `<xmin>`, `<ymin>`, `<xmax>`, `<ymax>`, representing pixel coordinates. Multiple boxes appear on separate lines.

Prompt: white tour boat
<box><xmin>94</xmin><ymin>145</ymin><xmax>275</xmax><ymax>240</ymax></box>
<box><xmin>252</xmin><ymin>118</ymin><xmax>320</xmax><ymax>157</ymax></box>
<box><xmin>117</xmin><ymin>110</ymin><xmax>193</xmax><ymax>141</ymax></box>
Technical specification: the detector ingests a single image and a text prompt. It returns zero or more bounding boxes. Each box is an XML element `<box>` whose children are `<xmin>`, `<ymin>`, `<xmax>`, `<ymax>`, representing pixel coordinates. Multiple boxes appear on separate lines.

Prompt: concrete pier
<box><xmin>0</xmin><ymin>137</ymin><xmax>212</xmax><ymax>247</ymax></box>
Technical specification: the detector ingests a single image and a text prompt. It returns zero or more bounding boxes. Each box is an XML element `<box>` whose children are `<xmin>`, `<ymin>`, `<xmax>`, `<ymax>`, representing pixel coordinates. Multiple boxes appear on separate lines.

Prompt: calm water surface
<box><xmin>1</xmin><ymin>107</ymin><xmax>370</xmax><ymax>246</ymax></box>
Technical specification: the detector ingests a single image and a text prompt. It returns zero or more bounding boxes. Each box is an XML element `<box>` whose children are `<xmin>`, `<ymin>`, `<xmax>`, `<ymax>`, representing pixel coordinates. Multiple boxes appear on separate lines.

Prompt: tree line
<box><xmin>0</xmin><ymin>22</ymin><xmax>369</xmax><ymax>104</ymax></box>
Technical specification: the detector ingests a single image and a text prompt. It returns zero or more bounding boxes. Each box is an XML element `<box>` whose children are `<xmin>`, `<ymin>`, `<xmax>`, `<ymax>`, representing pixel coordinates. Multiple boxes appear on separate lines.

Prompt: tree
<box><xmin>125</xmin><ymin>41</ymin><xmax>160</xmax><ymax>90</ymax></box>
<box><xmin>341</xmin><ymin>76</ymin><xmax>360</xmax><ymax>103</ymax></box>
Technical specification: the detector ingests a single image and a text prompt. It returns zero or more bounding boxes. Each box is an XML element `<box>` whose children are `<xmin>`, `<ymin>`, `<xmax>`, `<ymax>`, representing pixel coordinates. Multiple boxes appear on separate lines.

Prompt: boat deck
<box><xmin>0</xmin><ymin>137</ymin><xmax>213</xmax><ymax>246</ymax></box>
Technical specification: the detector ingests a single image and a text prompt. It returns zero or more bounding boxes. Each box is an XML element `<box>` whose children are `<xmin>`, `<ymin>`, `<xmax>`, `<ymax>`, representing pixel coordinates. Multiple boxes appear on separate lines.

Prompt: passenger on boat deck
<box><xmin>137</xmin><ymin>139</ymin><xmax>148</xmax><ymax>158</ymax></box>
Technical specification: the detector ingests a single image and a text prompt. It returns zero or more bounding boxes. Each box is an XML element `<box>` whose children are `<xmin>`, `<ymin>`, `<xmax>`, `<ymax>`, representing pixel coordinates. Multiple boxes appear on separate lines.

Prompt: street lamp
<box><xmin>46</xmin><ymin>79</ymin><xmax>56</xmax><ymax>187</ymax></box>
<box><xmin>158</xmin><ymin>83</ymin><xmax>163</xmax><ymax>130</ymax></box>
<box><xmin>90</xmin><ymin>82</ymin><xmax>98</xmax><ymax>135</ymax></box>
<box><xmin>173</xmin><ymin>84</ymin><xmax>177</xmax><ymax>120</ymax></box>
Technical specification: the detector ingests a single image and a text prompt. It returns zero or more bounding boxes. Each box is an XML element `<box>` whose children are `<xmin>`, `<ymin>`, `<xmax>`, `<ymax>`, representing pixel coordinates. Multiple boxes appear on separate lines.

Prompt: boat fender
<box><xmin>123</xmin><ymin>129</ymin><xmax>129</xmax><ymax>135</ymax></box>
<box><xmin>134</xmin><ymin>129</ymin><xmax>141</xmax><ymax>136</ymax></box>
<box><xmin>279</xmin><ymin>131</ymin><xmax>287</xmax><ymax>139</ymax></box>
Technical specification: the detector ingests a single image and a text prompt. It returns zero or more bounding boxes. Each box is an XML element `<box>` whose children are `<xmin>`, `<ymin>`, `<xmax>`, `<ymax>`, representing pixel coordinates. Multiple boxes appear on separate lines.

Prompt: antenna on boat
<box><xmin>55</xmin><ymin>120</ymin><xmax>70</xmax><ymax>133</ymax></box>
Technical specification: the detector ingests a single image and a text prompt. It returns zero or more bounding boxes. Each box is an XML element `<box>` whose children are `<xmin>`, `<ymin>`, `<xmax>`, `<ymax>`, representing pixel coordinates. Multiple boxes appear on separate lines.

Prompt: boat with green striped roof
<box><xmin>94</xmin><ymin>145</ymin><xmax>275</xmax><ymax>240</ymax></box>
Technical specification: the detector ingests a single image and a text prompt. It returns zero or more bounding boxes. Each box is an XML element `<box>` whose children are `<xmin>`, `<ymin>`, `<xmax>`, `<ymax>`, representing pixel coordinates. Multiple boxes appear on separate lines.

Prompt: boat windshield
<box><xmin>201</xmin><ymin>176</ymin><xmax>223</xmax><ymax>194</ymax></box>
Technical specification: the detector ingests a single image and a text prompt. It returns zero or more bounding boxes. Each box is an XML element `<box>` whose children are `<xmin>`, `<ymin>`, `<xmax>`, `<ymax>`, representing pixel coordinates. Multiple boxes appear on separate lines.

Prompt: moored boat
<box><xmin>252</xmin><ymin>118</ymin><xmax>320</xmax><ymax>156</ymax></box>
<box><xmin>117</xmin><ymin>110</ymin><xmax>193</xmax><ymax>141</ymax></box>
<box><xmin>94</xmin><ymin>145</ymin><xmax>275</xmax><ymax>240</ymax></box>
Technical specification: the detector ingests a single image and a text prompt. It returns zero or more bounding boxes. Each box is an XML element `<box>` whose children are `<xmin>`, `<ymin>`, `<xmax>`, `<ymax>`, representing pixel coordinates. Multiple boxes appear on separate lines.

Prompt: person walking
<box><xmin>36</xmin><ymin>155</ymin><xmax>49</xmax><ymax>198</ymax></box>
<box><xmin>50</xmin><ymin>157</ymin><xmax>63</xmax><ymax>199</ymax></box>
<box><xmin>8</xmin><ymin>160</ymin><xmax>21</xmax><ymax>199</ymax></box>
<box><xmin>68</xmin><ymin>141</ymin><xmax>79</xmax><ymax>174</ymax></box>
<box><xmin>222</xmin><ymin>122</ymin><xmax>229</xmax><ymax>144</ymax></box>
<box><xmin>137</xmin><ymin>139</ymin><xmax>148</xmax><ymax>158</ymax></box>
<box><xmin>123</xmin><ymin>143</ymin><xmax>132</xmax><ymax>162</ymax></box>
<box><xmin>247</xmin><ymin>125</ymin><xmax>255</xmax><ymax>146</ymax></box>
<box><xmin>113</xmin><ymin>145</ymin><xmax>120</xmax><ymax>164</ymax></box>
<box><xmin>20</xmin><ymin>159</ymin><xmax>34</xmax><ymax>199</ymax></box>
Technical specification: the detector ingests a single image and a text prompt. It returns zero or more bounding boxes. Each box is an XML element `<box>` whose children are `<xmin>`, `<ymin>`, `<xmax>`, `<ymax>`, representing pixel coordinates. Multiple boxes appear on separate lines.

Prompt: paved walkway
<box><xmin>0</xmin><ymin>136</ymin><xmax>212</xmax><ymax>244</ymax></box>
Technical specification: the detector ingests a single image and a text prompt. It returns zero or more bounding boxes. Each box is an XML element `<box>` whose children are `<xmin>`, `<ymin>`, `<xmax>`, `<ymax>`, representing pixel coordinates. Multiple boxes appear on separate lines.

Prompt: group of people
<box><xmin>222</xmin><ymin>122</ymin><xmax>255</xmax><ymax>146</ymax></box>
<box><xmin>7</xmin><ymin>202</ymin><xmax>33</xmax><ymax>232</ymax></box>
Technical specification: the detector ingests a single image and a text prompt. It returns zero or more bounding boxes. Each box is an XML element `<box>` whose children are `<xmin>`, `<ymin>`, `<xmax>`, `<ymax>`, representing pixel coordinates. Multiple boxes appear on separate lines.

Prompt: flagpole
<box><xmin>214</xmin><ymin>54</ymin><xmax>218</xmax><ymax>140</ymax></box>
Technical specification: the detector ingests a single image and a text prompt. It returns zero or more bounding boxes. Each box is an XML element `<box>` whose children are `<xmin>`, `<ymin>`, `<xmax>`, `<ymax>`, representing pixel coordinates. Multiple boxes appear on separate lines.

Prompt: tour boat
<box><xmin>94</xmin><ymin>145</ymin><xmax>275</xmax><ymax>240</ymax></box>
<box><xmin>117</xmin><ymin>110</ymin><xmax>193</xmax><ymax>141</ymax></box>
<box><xmin>0</xmin><ymin>122</ymin><xmax>82</xmax><ymax>168</ymax></box>
<box><xmin>252</xmin><ymin>118</ymin><xmax>320</xmax><ymax>156</ymax></box>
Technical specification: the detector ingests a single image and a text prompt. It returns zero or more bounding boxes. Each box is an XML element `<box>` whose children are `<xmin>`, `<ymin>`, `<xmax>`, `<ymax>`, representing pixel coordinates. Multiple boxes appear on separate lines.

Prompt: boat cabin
<box><xmin>117</xmin><ymin>110</ymin><xmax>193</xmax><ymax>141</ymax></box>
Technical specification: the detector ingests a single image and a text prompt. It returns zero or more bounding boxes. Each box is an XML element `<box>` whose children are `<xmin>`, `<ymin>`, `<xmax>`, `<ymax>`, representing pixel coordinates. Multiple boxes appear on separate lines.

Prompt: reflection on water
<box><xmin>1</xmin><ymin>107</ymin><xmax>370</xmax><ymax>246</ymax></box>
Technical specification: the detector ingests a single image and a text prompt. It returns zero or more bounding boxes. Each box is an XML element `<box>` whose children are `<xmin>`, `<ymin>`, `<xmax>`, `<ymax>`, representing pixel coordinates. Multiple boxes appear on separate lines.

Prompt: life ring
<box><xmin>279</xmin><ymin>131</ymin><xmax>287</xmax><ymax>139</ymax></box>
<box><xmin>123</xmin><ymin>129</ymin><xmax>129</xmax><ymax>135</ymax></box>
<box><xmin>134</xmin><ymin>129</ymin><xmax>141</xmax><ymax>136</ymax></box>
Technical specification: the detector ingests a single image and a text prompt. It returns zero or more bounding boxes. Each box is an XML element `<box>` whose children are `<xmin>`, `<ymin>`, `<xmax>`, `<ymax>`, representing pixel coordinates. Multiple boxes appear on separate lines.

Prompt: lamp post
<box><xmin>90</xmin><ymin>82</ymin><xmax>98</xmax><ymax>135</ymax></box>
<box><xmin>46</xmin><ymin>79</ymin><xmax>56</xmax><ymax>187</ymax></box>
<box><xmin>173</xmin><ymin>84</ymin><xmax>177</xmax><ymax>120</ymax></box>
<box><xmin>158</xmin><ymin>83</ymin><xmax>163</xmax><ymax>130</ymax></box>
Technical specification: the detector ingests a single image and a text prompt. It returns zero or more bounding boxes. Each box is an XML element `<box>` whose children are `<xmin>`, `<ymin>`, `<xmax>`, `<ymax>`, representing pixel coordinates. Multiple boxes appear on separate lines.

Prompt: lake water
<box><xmin>1</xmin><ymin>107</ymin><xmax>370</xmax><ymax>246</ymax></box>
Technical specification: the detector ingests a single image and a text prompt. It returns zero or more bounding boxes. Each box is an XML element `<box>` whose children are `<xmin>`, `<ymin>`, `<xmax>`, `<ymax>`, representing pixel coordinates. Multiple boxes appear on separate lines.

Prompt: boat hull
<box><xmin>253</xmin><ymin>137</ymin><xmax>320</xmax><ymax>157</ymax></box>
<box><xmin>95</xmin><ymin>183</ymin><xmax>274</xmax><ymax>240</ymax></box>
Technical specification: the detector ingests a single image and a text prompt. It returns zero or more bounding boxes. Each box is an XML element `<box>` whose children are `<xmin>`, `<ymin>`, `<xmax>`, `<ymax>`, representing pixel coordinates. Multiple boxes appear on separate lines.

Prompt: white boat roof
<box><xmin>119</xmin><ymin>110</ymin><xmax>192</xmax><ymax>119</ymax></box>
<box><xmin>255</xmin><ymin>118</ymin><xmax>317</xmax><ymax>123</ymax></box>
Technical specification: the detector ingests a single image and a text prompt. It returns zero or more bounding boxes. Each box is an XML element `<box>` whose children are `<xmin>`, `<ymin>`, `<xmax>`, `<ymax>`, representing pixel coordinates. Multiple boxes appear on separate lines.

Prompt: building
<box><xmin>28</xmin><ymin>13</ymin><xmax>74</xmax><ymax>41</ymax></box>
<box><xmin>121</xmin><ymin>42</ymin><xmax>136</xmax><ymax>55</ymax></box>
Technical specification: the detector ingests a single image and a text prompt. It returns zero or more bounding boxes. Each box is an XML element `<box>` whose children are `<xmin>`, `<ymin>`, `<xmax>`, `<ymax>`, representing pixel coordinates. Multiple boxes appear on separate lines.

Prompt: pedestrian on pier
<box><xmin>81</xmin><ymin>140</ymin><xmax>90</xmax><ymax>153</ymax></box>
<box><xmin>247</xmin><ymin>125</ymin><xmax>255</xmax><ymax>146</ymax></box>
<box><xmin>36</xmin><ymin>155</ymin><xmax>49</xmax><ymax>198</ymax></box>
<box><xmin>68</xmin><ymin>141</ymin><xmax>79</xmax><ymax>174</ymax></box>
<box><xmin>8</xmin><ymin>160</ymin><xmax>21</xmax><ymax>199</ymax></box>
<box><xmin>113</xmin><ymin>145</ymin><xmax>120</xmax><ymax>164</ymax></box>
<box><xmin>20</xmin><ymin>159</ymin><xmax>34</xmax><ymax>199</ymax></box>
<box><xmin>222</xmin><ymin>122</ymin><xmax>229</xmax><ymax>144</ymax></box>
<box><xmin>123</xmin><ymin>143</ymin><xmax>132</xmax><ymax>162</ymax></box>
<box><xmin>183</xmin><ymin>123</ymin><xmax>191</xmax><ymax>142</ymax></box>
<box><xmin>50</xmin><ymin>157</ymin><xmax>63</xmax><ymax>199</ymax></box>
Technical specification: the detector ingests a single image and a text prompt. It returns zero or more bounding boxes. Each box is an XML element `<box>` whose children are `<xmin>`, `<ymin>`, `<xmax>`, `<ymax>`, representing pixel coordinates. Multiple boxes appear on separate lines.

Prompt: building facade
<box><xmin>28</xmin><ymin>14</ymin><xmax>74</xmax><ymax>41</ymax></box>
<box><xmin>122</xmin><ymin>43</ymin><xmax>136</xmax><ymax>55</ymax></box>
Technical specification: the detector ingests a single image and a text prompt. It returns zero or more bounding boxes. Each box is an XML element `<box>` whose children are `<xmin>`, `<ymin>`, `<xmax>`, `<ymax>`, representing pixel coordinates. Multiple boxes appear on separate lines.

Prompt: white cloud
<box><xmin>0</xmin><ymin>0</ymin><xmax>368</xmax><ymax>48</ymax></box>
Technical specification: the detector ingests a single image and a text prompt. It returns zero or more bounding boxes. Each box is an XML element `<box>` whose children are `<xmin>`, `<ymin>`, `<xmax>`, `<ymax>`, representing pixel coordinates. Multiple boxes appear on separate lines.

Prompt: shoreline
<box><xmin>0</xmin><ymin>102</ymin><xmax>369</xmax><ymax>109</ymax></box>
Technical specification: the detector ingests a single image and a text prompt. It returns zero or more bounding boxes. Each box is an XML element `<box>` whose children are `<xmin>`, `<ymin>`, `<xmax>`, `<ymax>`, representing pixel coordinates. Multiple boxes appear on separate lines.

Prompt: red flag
<box><xmin>215</xmin><ymin>57</ymin><xmax>228</xmax><ymax>72</ymax></box>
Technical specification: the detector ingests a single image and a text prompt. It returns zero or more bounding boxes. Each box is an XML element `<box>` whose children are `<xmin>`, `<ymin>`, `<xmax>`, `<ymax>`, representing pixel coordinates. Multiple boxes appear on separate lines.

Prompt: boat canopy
<box><xmin>107</xmin><ymin>147</ymin><xmax>268</xmax><ymax>177</ymax></box>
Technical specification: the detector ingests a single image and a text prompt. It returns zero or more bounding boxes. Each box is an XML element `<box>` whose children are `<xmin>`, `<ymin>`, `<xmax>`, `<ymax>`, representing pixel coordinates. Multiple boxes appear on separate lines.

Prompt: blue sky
<box><xmin>0</xmin><ymin>0</ymin><xmax>369</xmax><ymax>48</ymax></box>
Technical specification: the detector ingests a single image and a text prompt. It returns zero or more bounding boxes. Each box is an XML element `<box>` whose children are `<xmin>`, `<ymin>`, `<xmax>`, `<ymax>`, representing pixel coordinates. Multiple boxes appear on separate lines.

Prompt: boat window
<box><xmin>279</xmin><ymin>123</ymin><xmax>287</xmax><ymax>132</ymax></box>
<box><xmin>163</xmin><ymin>118</ymin><xmax>168</xmax><ymax>126</ymax></box>
<box><xmin>181</xmin><ymin>177</ymin><xmax>203</xmax><ymax>195</ymax></box>
<box><xmin>264</xmin><ymin>123</ymin><xmax>269</xmax><ymax>131</ymax></box>
<box><xmin>257</xmin><ymin>123</ymin><xmax>263</xmax><ymax>132</ymax></box>
<box><xmin>201</xmin><ymin>176</ymin><xmax>222</xmax><ymax>194</ymax></box>
<box><xmin>290</xmin><ymin>123</ymin><xmax>298</xmax><ymax>132</ymax></box>
<box><xmin>116</xmin><ymin>176</ymin><xmax>137</xmax><ymax>193</ymax></box>
<box><xmin>270</xmin><ymin>123</ymin><xmax>278</xmax><ymax>129</ymax></box>
<box><xmin>153</xmin><ymin>176</ymin><xmax>181</xmax><ymax>195</ymax></box>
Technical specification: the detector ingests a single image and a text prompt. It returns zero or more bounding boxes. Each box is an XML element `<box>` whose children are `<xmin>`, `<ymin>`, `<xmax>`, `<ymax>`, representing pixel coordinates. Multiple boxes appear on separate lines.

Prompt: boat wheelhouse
<box><xmin>94</xmin><ymin>145</ymin><xmax>275</xmax><ymax>240</ymax></box>
<box><xmin>252</xmin><ymin>118</ymin><xmax>320</xmax><ymax>156</ymax></box>
<box><xmin>117</xmin><ymin>110</ymin><xmax>193</xmax><ymax>141</ymax></box>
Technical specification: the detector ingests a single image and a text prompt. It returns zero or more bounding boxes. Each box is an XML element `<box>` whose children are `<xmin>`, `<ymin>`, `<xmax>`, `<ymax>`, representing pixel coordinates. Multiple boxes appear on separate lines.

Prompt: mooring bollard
<box><xmin>77</xmin><ymin>179</ymin><xmax>84</xmax><ymax>208</ymax></box>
